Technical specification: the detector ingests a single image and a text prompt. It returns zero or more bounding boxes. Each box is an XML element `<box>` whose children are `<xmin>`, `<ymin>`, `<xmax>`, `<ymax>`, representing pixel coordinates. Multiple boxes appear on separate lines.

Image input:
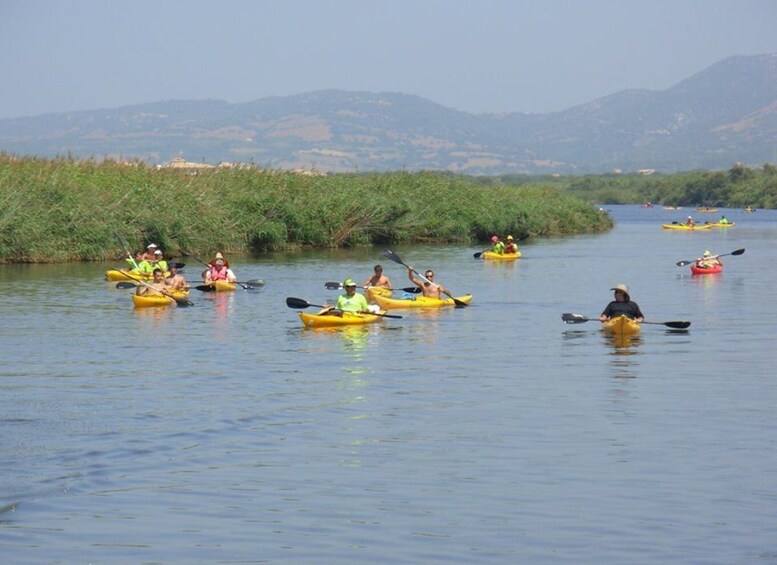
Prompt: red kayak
<box><xmin>690</xmin><ymin>264</ymin><xmax>722</xmax><ymax>275</ymax></box>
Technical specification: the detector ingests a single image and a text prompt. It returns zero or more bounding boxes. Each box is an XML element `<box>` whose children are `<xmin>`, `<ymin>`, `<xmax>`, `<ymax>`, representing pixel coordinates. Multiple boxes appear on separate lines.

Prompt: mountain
<box><xmin>1</xmin><ymin>54</ymin><xmax>776</xmax><ymax>174</ymax></box>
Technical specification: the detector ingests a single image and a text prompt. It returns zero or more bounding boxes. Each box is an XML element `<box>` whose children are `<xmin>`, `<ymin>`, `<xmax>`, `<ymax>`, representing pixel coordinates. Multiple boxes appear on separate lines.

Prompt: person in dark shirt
<box><xmin>599</xmin><ymin>284</ymin><xmax>644</xmax><ymax>322</ymax></box>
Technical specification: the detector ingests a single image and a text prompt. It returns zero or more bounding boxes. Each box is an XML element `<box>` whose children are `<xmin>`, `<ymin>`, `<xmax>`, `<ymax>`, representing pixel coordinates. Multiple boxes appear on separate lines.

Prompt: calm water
<box><xmin>1</xmin><ymin>206</ymin><xmax>776</xmax><ymax>564</ymax></box>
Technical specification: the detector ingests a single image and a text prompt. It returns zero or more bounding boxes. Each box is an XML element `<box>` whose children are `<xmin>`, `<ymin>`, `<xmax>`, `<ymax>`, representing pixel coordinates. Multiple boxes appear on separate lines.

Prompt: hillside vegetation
<box><xmin>0</xmin><ymin>156</ymin><xmax>610</xmax><ymax>263</ymax></box>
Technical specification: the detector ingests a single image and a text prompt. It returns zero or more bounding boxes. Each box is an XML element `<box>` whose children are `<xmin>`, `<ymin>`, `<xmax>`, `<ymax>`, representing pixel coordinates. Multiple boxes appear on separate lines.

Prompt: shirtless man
<box><xmin>136</xmin><ymin>268</ymin><xmax>169</xmax><ymax>296</ymax></box>
<box><xmin>407</xmin><ymin>267</ymin><xmax>450</xmax><ymax>299</ymax></box>
<box><xmin>363</xmin><ymin>264</ymin><xmax>392</xmax><ymax>290</ymax></box>
<box><xmin>165</xmin><ymin>263</ymin><xmax>188</xmax><ymax>291</ymax></box>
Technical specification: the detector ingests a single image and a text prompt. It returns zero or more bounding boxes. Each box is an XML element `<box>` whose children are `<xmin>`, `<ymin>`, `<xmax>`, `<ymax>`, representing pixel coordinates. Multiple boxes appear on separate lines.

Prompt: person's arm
<box><xmin>407</xmin><ymin>267</ymin><xmax>421</xmax><ymax>287</ymax></box>
<box><xmin>226</xmin><ymin>269</ymin><xmax>237</xmax><ymax>282</ymax></box>
<box><xmin>599</xmin><ymin>303</ymin><xmax>611</xmax><ymax>322</ymax></box>
<box><xmin>633</xmin><ymin>303</ymin><xmax>644</xmax><ymax>323</ymax></box>
<box><xmin>384</xmin><ymin>276</ymin><xmax>392</xmax><ymax>290</ymax></box>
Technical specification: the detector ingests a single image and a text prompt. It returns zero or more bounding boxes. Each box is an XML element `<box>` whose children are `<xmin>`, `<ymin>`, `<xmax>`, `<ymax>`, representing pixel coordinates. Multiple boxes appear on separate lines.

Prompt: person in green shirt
<box><xmin>150</xmin><ymin>249</ymin><xmax>169</xmax><ymax>273</ymax></box>
<box><xmin>332</xmin><ymin>278</ymin><xmax>369</xmax><ymax>314</ymax></box>
<box><xmin>491</xmin><ymin>235</ymin><xmax>505</xmax><ymax>254</ymax></box>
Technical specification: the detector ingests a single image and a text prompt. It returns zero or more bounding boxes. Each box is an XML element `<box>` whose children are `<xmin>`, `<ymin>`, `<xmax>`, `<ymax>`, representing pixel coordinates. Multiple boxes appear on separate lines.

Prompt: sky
<box><xmin>2</xmin><ymin>0</ymin><xmax>776</xmax><ymax>120</ymax></box>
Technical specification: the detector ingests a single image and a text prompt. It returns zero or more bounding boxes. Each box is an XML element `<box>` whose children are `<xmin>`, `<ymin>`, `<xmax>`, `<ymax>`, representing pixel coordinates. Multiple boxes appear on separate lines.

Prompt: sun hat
<box><xmin>610</xmin><ymin>284</ymin><xmax>630</xmax><ymax>299</ymax></box>
<box><xmin>343</xmin><ymin>278</ymin><xmax>356</xmax><ymax>287</ymax></box>
<box><xmin>214</xmin><ymin>252</ymin><xmax>224</xmax><ymax>260</ymax></box>
<box><xmin>703</xmin><ymin>250</ymin><xmax>711</xmax><ymax>257</ymax></box>
<box><xmin>506</xmin><ymin>235</ymin><xmax>514</xmax><ymax>240</ymax></box>
<box><xmin>154</xmin><ymin>249</ymin><xmax>163</xmax><ymax>255</ymax></box>
<box><xmin>147</xmin><ymin>243</ymin><xmax>158</xmax><ymax>249</ymax></box>
<box><xmin>491</xmin><ymin>235</ymin><xmax>499</xmax><ymax>242</ymax></box>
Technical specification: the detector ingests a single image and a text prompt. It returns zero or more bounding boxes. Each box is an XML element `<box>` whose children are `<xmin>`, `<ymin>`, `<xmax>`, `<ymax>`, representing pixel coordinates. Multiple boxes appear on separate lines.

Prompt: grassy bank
<box><xmin>0</xmin><ymin>156</ymin><xmax>611</xmax><ymax>263</ymax></box>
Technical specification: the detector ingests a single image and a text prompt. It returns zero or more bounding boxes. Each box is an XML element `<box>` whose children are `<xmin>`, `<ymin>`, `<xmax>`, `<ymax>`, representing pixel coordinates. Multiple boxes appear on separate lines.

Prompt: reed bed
<box><xmin>0</xmin><ymin>156</ymin><xmax>611</xmax><ymax>263</ymax></box>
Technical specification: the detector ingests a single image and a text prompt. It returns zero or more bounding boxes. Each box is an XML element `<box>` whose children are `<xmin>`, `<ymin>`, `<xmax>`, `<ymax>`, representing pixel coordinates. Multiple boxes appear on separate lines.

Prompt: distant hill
<box><xmin>1</xmin><ymin>54</ymin><xmax>776</xmax><ymax>174</ymax></box>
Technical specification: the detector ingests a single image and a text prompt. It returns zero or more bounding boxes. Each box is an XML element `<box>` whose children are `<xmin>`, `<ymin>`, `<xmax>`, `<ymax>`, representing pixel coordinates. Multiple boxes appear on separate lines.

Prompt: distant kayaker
<box><xmin>599</xmin><ymin>284</ymin><xmax>644</xmax><ymax>323</ymax></box>
<box><xmin>166</xmin><ymin>263</ymin><xmax>188</xmax><ymax>291</ymax></box>
<box><xmin>491</xmin><ymin>235</ymin><xmax>505</xmax><ymax>255</ymax></box>
<box><xmin>719</xmin><ymin>215</ymin><xmax>729</xmax><ymax>224</ymax></box>
<box><xmin>136</xmin><ymin>268</ymin><xmax>168</xmax><ymax>296</ymax></box>
<box><xmin>202</xmin><ymin>252</ymin><xmax>237</xmax><ymax>283</ymax></box>
<box><xmin>150</xmin><ymin>249</ymin><xmax>168</xmax><ymax>273</ymax></box>
<box><xmin>504</xmin><ymin>235</ymin><xmax>518</xmax><ymax>254</ymax></box>
<box><xmin>686</xmin><ymin>216</ymin><xmax>695</xmax><ymax>227</ymax></box>
<box><xmin>363</xmin><ymin>264</ymin><xmax>392</xmax><ymax>290</ymax></box>
<box><xmin>697</xmin><ymin>251</ymin><xmax>722</xmax><ymax>269</ymax></box>
<box><xmin>141</xmin><ymin>243</ymin><xmax>159</xmax><ymax>262</ymax></box>
<box><xmin>407</xmin><ymin>267</ymin><xmax>451</xmax><ymax>299</ymax></box>
<box><xmin>330</xmin><ymin>278</ymin><xmax>369</xmax><ymax>315</ymax></box>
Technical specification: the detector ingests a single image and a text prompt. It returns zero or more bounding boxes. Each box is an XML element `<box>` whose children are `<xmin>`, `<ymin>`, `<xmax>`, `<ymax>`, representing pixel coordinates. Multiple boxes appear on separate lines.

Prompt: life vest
<box><xmin>208</xmin><ymin>266</ymin><xmax>229</xmax><ymax>281</ymax></box>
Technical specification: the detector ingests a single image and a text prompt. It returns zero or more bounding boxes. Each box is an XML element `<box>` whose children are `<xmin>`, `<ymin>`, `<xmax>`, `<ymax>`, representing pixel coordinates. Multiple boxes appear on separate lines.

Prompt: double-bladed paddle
<box><xmin>561</xmin><ymin>313</ymin><xmax>690</xmax><ymax>329</ymax></box>
<box><xmin>676</xmin><ymin>248</ymin><xmax>745</xmax><ymax>267</ymax></box>
<box><xmin>195</xmin><ymin>279</ymin><xmax>265</xmax><ymax>292</ymax></box>
<box><xmin>114</xmin><ymin>232</ymin><xmax>140</xmax><ymax>270</ymax></box>
<box><xmin>285</xmin><ymin>297</ymin><xmax>403</xmax><ymax>319</ymax></box>
<box><xmin>323</xmin><ymin>281</ymin><xmax>421</xmax><ymax>294</ymax></box>
<box><xmin>383</xmin><ymin>249</ymin><xmax>468</xmax><ymax>307</ymax></box>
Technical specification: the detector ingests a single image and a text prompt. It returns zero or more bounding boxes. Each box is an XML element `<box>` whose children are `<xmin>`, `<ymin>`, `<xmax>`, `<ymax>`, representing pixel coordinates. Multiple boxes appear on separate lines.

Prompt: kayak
<box><xmin>365</xmin><ymin>286</ymin><xmax>392</xmax><ymax>303</ymax></box>
<box><xmin>482</xmin><ymin>251</ymin><xmax>522</xmax><ymax>260</ymax></box>
<box><xmin>299</xmin><ymin>308</ymin><xmax>386</xmax><ymax>327</ymax></box>
<box><xmin>663</xmin><ymin>206</ymin><xmax>682</xmax><ymax>210</ymax></box>
<box><xmin>201</xmin><ymin>281</ymin><xmax>237</xmax><ymax>292</ymax></box>
<box><xmin>662</xmin><ymin>223</ymin><xmax>714</xmax><ymax>230</ymax></box>
<box><xmin>372</xmin><ymin>293</ymin><xmax>473</xmax><ymax>309</ymax></box>
<box><xmin>601</xmin><ymin>315</ymin><xmax>641</xmax><ymax>337</ymax></box>
<box><xmin>694</xmin><ymin>207</ymin><xmax>718</xmax><ymax>213</ymax></box>
<box><xmin>690</xmin><ymin>264</ymin><xmax>723</xmax><ymax>275</ymax></box>
<box><xmin>704</xmin><ymin>222</ymin><xmax>735</xmax><ymax>228</ymax></box>
<box><xmin>131</xmin><ymin>289</ymin><xmax>190</xmax><ymax>308</ymax></box>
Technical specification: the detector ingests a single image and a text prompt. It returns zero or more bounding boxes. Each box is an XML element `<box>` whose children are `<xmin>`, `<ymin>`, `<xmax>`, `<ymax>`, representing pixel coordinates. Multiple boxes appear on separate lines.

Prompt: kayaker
<box><xmin>363</xmin><ymin>264</ymin><xmax>392</xmax><ymax>290</ymax></box>
<box><xmin>203</xmin><ymin>252</ymin><xmax>237</xmax><ymax>284</ymax></box>
<box><xmin>697</xmin><ymin>251</ymin><xmax>722</xmax><ymax>269</ymax></box>
<box><xmin>719</xmin><ymin>215</ymin><xmax>729</xmax><ymax>224</ymax></box>
<box><xmin>166</xmin><ymin>263</ymin><xmax>188</xmax><ymax>291</ymax></box>
<box><xmin>491</xmin><ymin>235</ymin><xmax>505</xmax><ymax>255</ymax></box>
<box><xmin>599</xmin><ymin>284</ymin><xmax>644</xmax><ymax>323</ymax></box>
<box><xmin>331</xmin><ymin>278</ymin><xmax>369</xmax><ymax>315</ymax></box>
<box><xmin>407</xmin><ymin>267</ymin><xmax>451</xmax><ymax>299</ymax></box>
<box><xmin>504</xmin><ymin>235</ymin><xmax>518</xmax><ymax>254</ymax></box>
<box><xmin>141</xmin><ymin>243</ymin><xmax>159</xmax><ymax>261</ymax></box>
<box><xmin>136</xmin><ymin>268</ymin><xmax>168</xmax><ymax>296</ymax></box>
<box><xmin>150</xmin><ymin>249</ymin><xmax>169</xmax><ymax>273</ymax></box>
<box><xmin>686</xmin><ymin>216</ymin><xmax>695</xmax><ymax>227</ymax></box>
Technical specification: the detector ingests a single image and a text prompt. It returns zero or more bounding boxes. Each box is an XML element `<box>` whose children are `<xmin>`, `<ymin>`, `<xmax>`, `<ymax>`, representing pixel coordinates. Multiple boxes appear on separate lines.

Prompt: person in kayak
<box><xmin>599</xmin><ymin>284</ymin><xmax>644</xmax><ymax>323</ymax></box>
<box><xmin>686</xmin><ymin>216</ymin><xmax>695</xmax><ymax>227</ymax></box>
<box><xmin>504</xmin><ymin>235</ymin><xmax>518</xmax><ymax>254</ymax></box>
<box><xmin>165</xmin><ymin>263</ymin><xmax>188</xmax><ymax>291</ymax></box>
<box><xmin>203</xmin><ymin>252</ymin><xmax>237</xmax><ymax>284</ymax></box>
<box><xmin>719</xmin><ymin>215</ymin><xmax>730</xmax><ymax>224</ymax></box>
<box><xmin>136</xmin><ymin>268</ymin><xmax>169</xmax><ymax>296</ymax></box>
<box><xmin>363</xmin><ymin>264</ymin><xmax>392</xmax><ymax>290</ymax></box>
<box><xmin>407</xmin><ymin>267</ymin><xmax>451</xmax><ymax>299</ymax></box>
<box><xmin>696</xmin><ymin>250</ymin><xmax>722</xmax><ymax>269</ymax></box>
<box><xmin>150</xmin><ymin>249</ymin><xmax>169</xmax><ymax>273</ymax></box>
<box><xmin>329</xmin><ymin>278</ymin><xmax>370</xmax><ymax>315</ymax></box>
<box><xmin>141</xmin><ymin>243</ymin><xmax>159</xmax><ymax>261</ymax></box>
<box><xmin>490</xmin><ymin>235</ymin><xmax>505</xmax><ymax>255</ymax></box>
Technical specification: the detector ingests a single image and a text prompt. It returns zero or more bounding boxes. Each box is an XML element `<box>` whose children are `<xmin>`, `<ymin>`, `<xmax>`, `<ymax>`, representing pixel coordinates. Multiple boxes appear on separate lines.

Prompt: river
<box><xmin>1</xmin><ymin>205</ymin><xmax>776</xmax><ymax>563</ymax></box>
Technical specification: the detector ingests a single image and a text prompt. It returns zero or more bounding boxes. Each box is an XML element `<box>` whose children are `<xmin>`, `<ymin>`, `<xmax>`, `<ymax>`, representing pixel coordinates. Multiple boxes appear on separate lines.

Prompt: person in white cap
<box><xmin>150</xmin><ymin>249</ymin><xmax>168</xmax><ymax>273</ymax></box>
<box><xmin>599</xmin><ymin>284</ymin><xmax>644</xmax><ymax>323</ymax></box>
<box><xmin>141</xmin><ymin>243</ymin><xmax>159</xmax><ymax>262</ymax></box>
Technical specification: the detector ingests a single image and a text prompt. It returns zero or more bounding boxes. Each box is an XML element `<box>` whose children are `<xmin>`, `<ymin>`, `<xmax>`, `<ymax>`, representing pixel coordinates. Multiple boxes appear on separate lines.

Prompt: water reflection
<box><xmin>605</xmin><ymin>333</ymin><xmax>642</xmax><ymax>378</ymax></box>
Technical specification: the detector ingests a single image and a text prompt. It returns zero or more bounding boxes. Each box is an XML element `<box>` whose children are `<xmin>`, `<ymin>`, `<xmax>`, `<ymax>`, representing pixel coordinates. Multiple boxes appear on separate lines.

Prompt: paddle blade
<box><xmin>561</xmin><ymin>313</ymin><xmax>591</xmax><ymax>323</ymax></box>
<box><xmin>399</xmin><ymin>286</ymin><xmax>422</xmax><ymax>294</ymax></box>
<box><xmin>473</xmin><ymin>251</ymin><xmax>484</xmax><ymax>259</ymax></box>
<box><xmin>383</xmin><ymin>249</ymin><xmax>406</xmax><ymax>267</ymax></box>
<box><xmin>664</xmin><ymin>321</ymin><xmax>691</xmax><ymax>329</ymax></box>
<box><xmin>286</xmin><ymin>297</ymin><xmax>311</xmax><ymax>309</ymax></box>
<box><xmin>676</xmin><ymin>260</ymin><xmax>693</xmax><ymax>267</ymax></box>
<box><xmin>324</xmin><ymin>282</ymin><xmax>342</xmax><ymax>289</ymax></box>
<box><xmin>731</xmin><ymin>248</ymin><xmax>745</xmax><ymax>256</ymax></box>
<box><xmin>195</xmin><ymin>284</ymin><xmax>217</xmax><ymax>292</ymax></box>
<box><xmin>115</xmin><ymin>281</ymin><xmax>138</xmax><ymax>289</ymax></box>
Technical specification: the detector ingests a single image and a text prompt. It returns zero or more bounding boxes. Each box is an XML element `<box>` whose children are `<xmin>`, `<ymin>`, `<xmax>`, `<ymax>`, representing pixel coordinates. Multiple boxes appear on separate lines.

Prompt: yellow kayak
<box><xmin>661</xmin><ymin>223</ymin><xmax>713</xmax><ymax>230</ymax></box>
<box><xmin>601</xmin><ymin>315</ymin><xmax>641</xmax><ymax>337</ymax></box>
<box><xmin>131</xmin><ymin>289</ymin><xmax>189</xmax><ymax>308</ymax></box>
<box><xmin>694</xmin><ymin>207</ymin><xmax>718</xmax><ymax>213</ymax></box>
<box><xmin>201</xmin><ymin>281</ymin><xmax>237</xmax><ymax>292</ymax></box>
<box><xmin>299</xmin><ymin>308</ymin><xmax>385</xmax><ymax>327</ymax></box>
<box><xmin>482</xmin><ymin>251</ymin><xmax>521</xmax><ymax>260</ymax></box>
<box><xmin>365</xmin><ymin>286</ymin><xmax>392</xmax><ymax>303</ymax></box>
<box><xmin>372</xmin><ymin>293</ymin><xmax>473</xmax><ymax>310</ymax></box>
<box><xmin>704</xmin><ymin>222</ymin><xmax>735</xmax><ymax>228</ymax></box>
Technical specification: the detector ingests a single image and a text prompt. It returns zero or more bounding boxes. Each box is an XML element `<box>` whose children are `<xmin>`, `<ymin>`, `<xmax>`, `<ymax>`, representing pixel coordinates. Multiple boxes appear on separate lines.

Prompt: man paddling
<box><xmin>407</xmin><ymin>267</ymin><xmax>451</xmax><ymax>299</ymax></box>
<box><xmin>363</xmin><ymin>264</ymin><xmax>392</xmax><ymax>290</ymax></box>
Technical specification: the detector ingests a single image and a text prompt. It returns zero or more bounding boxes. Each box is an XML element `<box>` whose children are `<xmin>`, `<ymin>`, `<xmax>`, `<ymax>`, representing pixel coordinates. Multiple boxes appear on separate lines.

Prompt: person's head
<box><xmin>688</xmin><ymin>216</ymin><xmax>693</xmax><ymax>220</ymax></box>
<box><xmin>424</xmin><ymin>269</ymin><xmax>434</xmax><ymax>279</ymax></box>
<box><xmin>491</xmin><ymin>235</ymin><xmax>499</xmax><ymax>243</ymax></box>
<box><xmin>610</xmin><ymin>283</ymin><xmax>630</xmax><ymax>302</ymax></box>
<box><xmin>152</xmin><ymin>268</ymin><xmax>164</xmax><ymax>281</ymax></box>
<box><xmin>703</xmin><ymin>250</ymin><xmax>711</xmax><ymax>258</ymax></box>
<box><xmin>154</xmin><ymin>249</ymin><xmax>163</xmax><ymax>259</ymax></box>
<box><xmin>214</xmin><ymin>251</ymin><xmax>225</xmax><ymax>267</ymax></box>
<box><xmin>506</xmin><ymin>235</ymin><xmax>514</xmax><ymax>241</ymax></box>
<box><xmin>168</xmin><ymin>263</ymin><xmax>178</xmax><ymax>273</ymax></box>
<box><xmin>343</xmin><ymin>278</ymin><xmax>357</xmax><ymax>294</ymax></box>
<box><xmin>373</xmin><ymin>264</ymin><xmax>383</xmax><ymax>274</ymax></box>
<box><xmin>147</xmin><ymin>243</ymin><xmax>158</xmax><ymax>251</ymax></box>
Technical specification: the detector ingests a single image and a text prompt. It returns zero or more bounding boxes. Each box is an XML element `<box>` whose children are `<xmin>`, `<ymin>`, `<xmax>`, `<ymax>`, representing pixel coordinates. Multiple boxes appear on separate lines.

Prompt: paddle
<box><xmin>561</xmin><ymin>313</ymin><xmax>690</xmax><ymax>329</ymax></box>
<box><xmin>194</xmin><ymin>279</ymin><xmax>265</xmax><ymax>292</ymax></box>
<box><xmin>119</xmin><ymin>271</ymin><xmax>194</xmax><ymax>307</ymax></box>
<box><xmin>285</xmin><ymin>297</ymin><xmax>403</xmax><ymax>319</ymax></box>
<box><xmin>190</xmin><ymin>256</ymin><xmax>259</xmax><ymax>290</ymax></box>
<box><xmin>676</xmin><ymin>248</ymin><xmax>745</xmax><ymax>267</ymax></box>
<box><xmin>383</xmin><ymin>249</ymin><xmax>468</xmax><ymax>307</ymax></box>
<box><xmin>324</xmin><ymin>282</ymin><xmax>421</xmax><ymax>294</ymax></box>
<box><xmin>113</xmin><ymin>232</ymin><xmax>140</xmax><ymax>270</ymax></box>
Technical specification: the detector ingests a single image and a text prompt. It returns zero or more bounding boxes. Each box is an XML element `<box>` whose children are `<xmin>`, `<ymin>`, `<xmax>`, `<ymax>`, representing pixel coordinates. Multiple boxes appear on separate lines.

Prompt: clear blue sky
<box><xmin>2</xmin><ymin>0</ymin><xmax>776</xmax><ymax>119</ymax></box>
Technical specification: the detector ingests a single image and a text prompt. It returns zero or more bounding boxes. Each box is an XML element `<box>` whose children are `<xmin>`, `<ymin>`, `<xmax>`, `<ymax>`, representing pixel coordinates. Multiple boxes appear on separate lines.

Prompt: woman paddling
<box><xmin>599</xmin><ymin>284</ymin><xmax>644</xmax><ymax>323</ymax></box>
